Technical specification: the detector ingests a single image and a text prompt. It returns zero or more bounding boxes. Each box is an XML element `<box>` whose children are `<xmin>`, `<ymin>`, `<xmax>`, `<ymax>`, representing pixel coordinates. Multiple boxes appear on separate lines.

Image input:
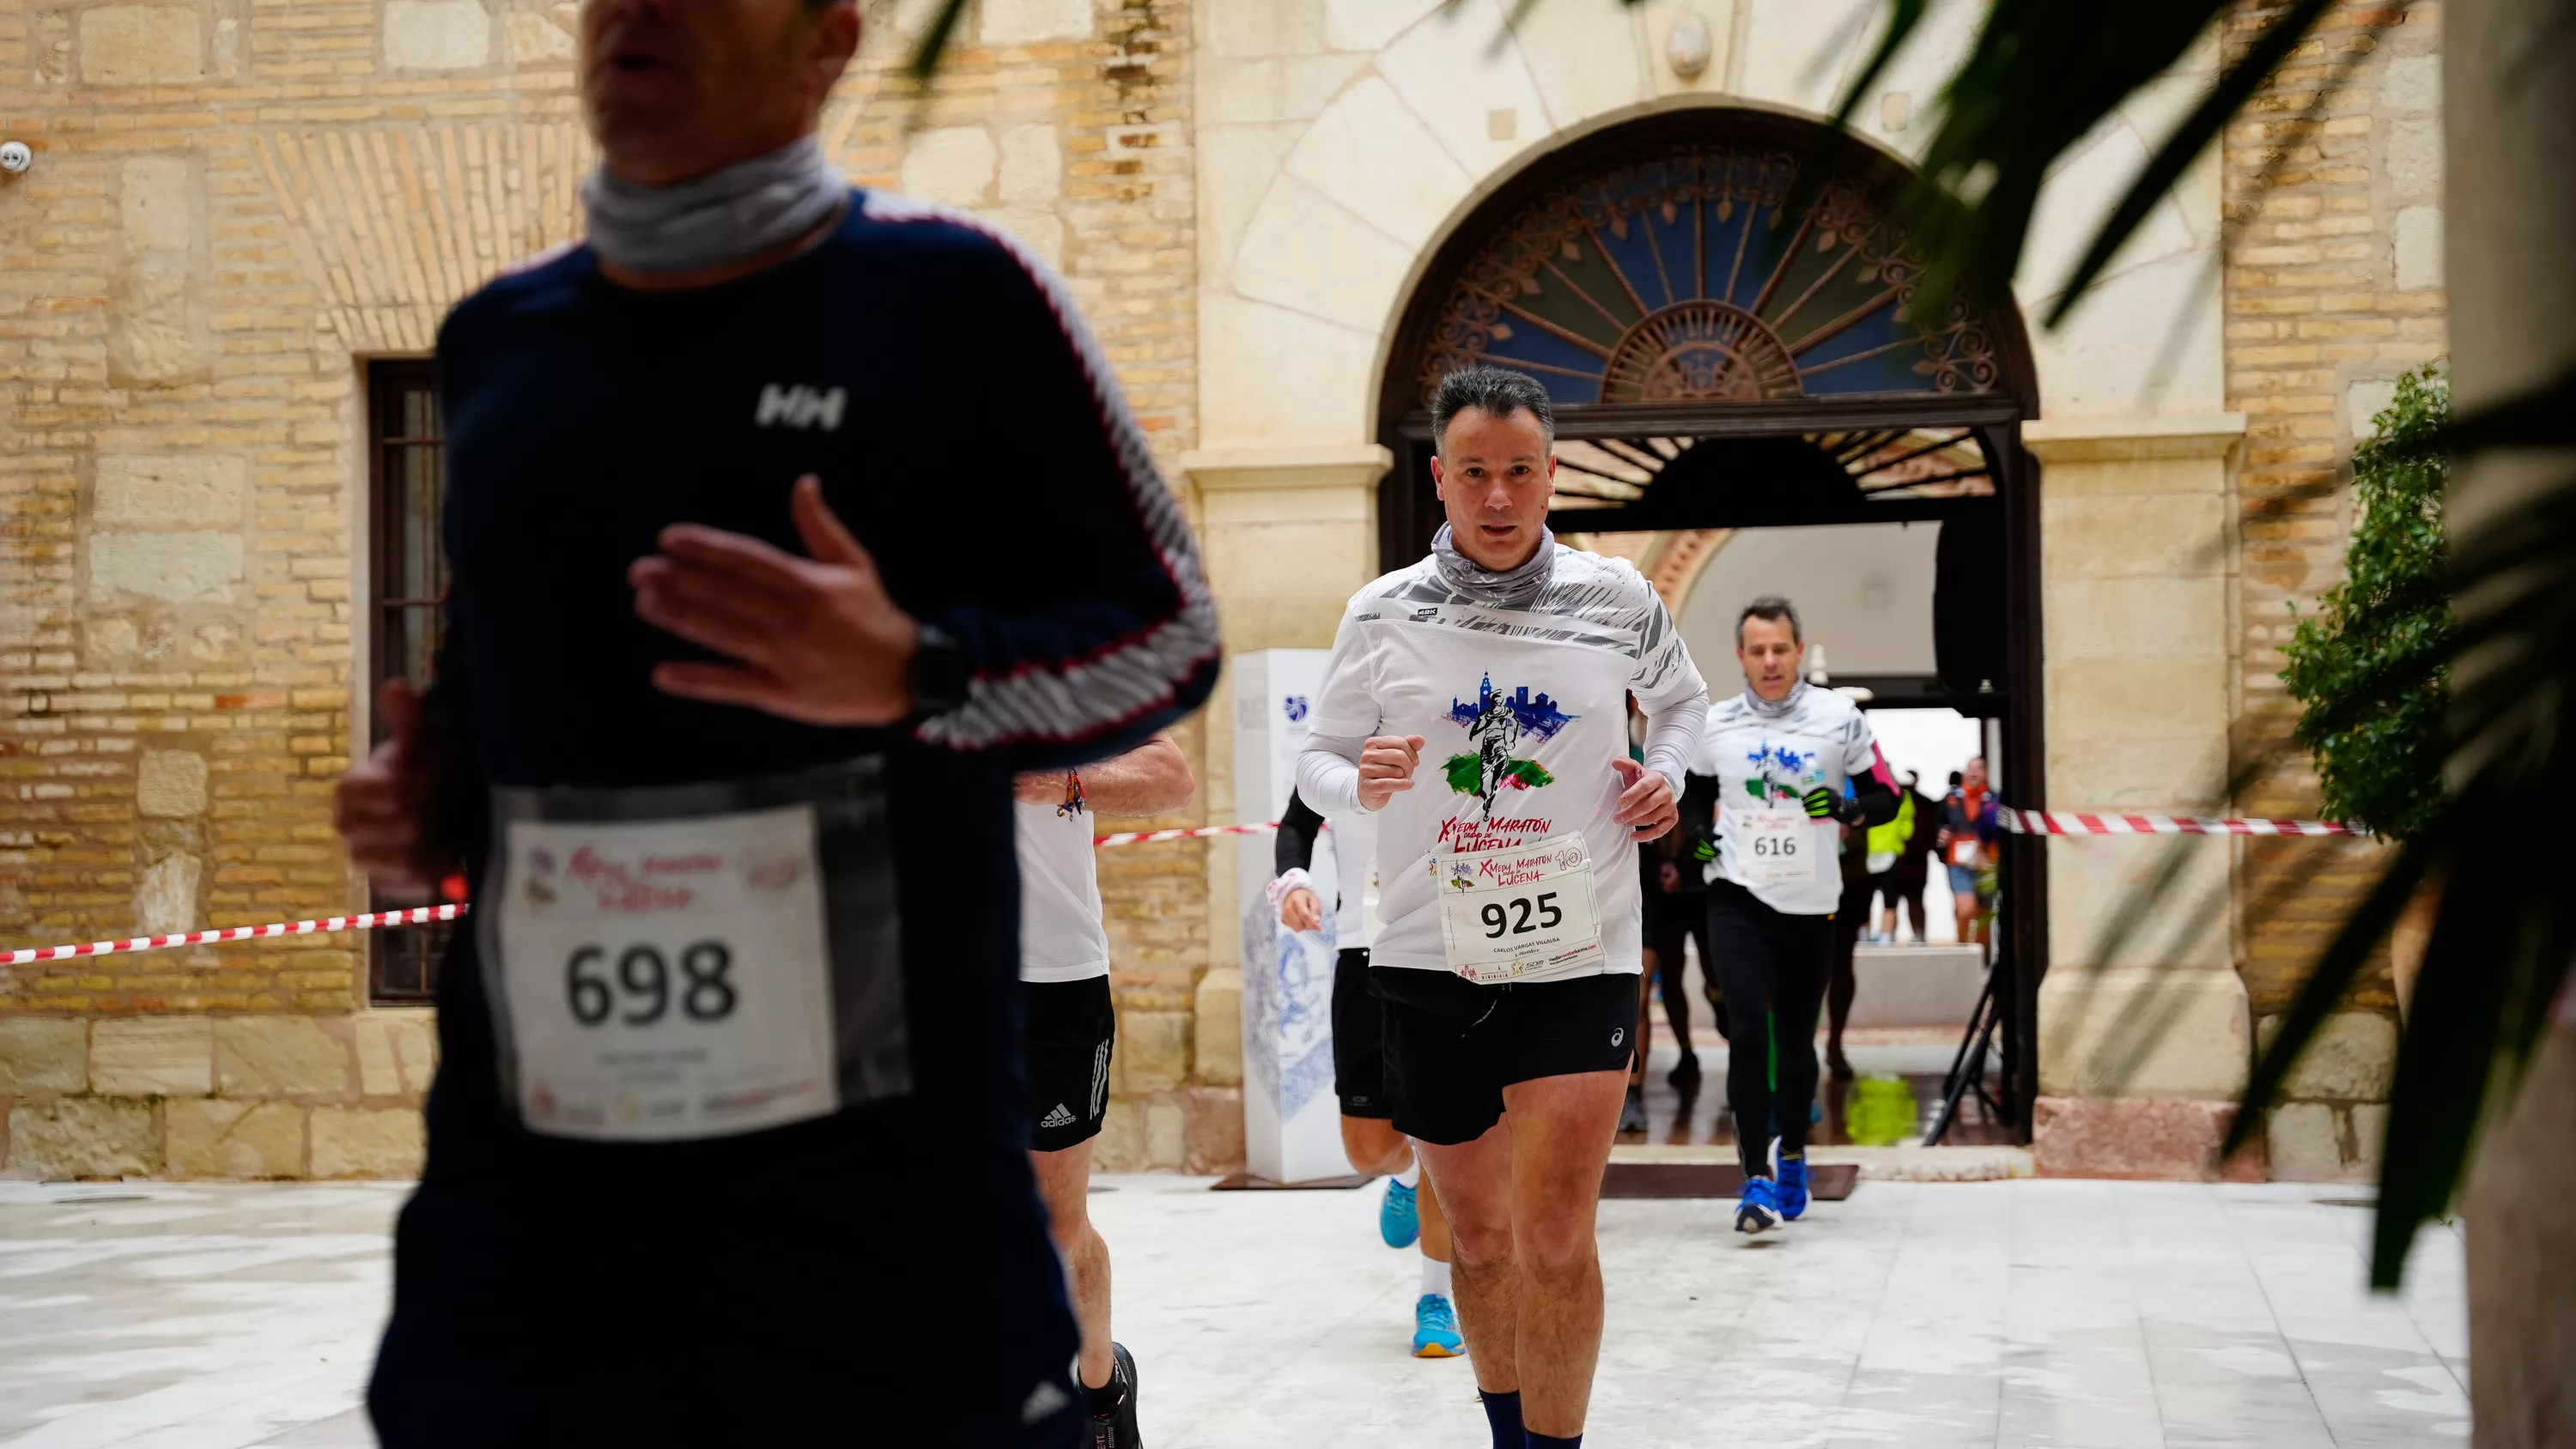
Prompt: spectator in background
<box><xmin>1869</xmin><ymin>770</ymin><xmax>1942</xmax><ymax>943</ymax></box>
<box><xmin>1937</xmin><ymin>757</ymin><xmax>2002</xmax><ymax>946</ymax></box>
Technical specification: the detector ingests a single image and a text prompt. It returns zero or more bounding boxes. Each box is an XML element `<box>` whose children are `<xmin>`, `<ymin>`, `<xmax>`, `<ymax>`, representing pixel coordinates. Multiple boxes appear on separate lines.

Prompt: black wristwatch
<box><xmin>906</xmin><ymin>622</ymin><xmax>972</xmax><ymax>718</ymax></box>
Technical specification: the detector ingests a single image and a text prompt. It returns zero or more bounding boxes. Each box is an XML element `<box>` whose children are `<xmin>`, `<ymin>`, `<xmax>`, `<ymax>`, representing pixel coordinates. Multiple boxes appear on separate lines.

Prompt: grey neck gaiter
<box><xmin>1743</xmin><ymin>678</ymin><xmax>1808</xmax><ymax>718</ymax></box>
<box><xmin>1432</xmin><ymin>523</ymin><xmax>1557</xmax><ymax>609</ymax></box>
<box><xmin>582</xmin><ymin>134</ymin><xmax>848</xmax><ymax>275</ymax></box>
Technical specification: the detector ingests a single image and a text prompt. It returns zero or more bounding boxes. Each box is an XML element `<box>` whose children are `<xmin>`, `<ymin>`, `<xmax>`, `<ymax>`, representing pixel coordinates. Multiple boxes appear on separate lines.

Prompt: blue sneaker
<box><xmin>1412</xmin><ymin>1293</ymin><xmax>1464</xmax><ymax>1358</ymax></box>
<box><xmin>1735</xmin><ymin>1174</ymin><xmax>1782</xmax><ymax>1234</ymax></box>
<box><xmin>1777</xmin><ymin>1155</ymin><xmax>1811</xmax><ymax>1221</ymax></box>
<box><xmin>1380</xmin><ymin>1178</ymin><xmax>1420</xmax><ymax>1248</ymax></box>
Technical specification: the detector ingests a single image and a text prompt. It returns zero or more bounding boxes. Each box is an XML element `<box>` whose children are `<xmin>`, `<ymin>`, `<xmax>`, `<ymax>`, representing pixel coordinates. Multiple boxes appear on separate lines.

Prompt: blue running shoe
<box><xmin>1381</xmin><ymin>1178</ymin><xmax>1420</xmax><ymax>1248</ymax></box>
<box><xmin>1777</xmin><ymin>1155</ymin><xmax>1811</xmax><ymax>1220</ymax></box>
<box><xmin>1413</xmin><ymin>1293</ymin><xmax>1464</xmax><ymax>1358</ymax></box>
<box><xmin>1735</xmin><ymin>1174</ymin><xmax>1783</xmax><ymax>1234</ymax></box>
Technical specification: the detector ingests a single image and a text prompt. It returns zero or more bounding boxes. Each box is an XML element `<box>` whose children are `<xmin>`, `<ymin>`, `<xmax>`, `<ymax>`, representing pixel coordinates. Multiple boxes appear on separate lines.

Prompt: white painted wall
<box><xmin>1675</xmin><ymin>522</ymin><xmax>1941</xmax><ymax>680</ymax></box>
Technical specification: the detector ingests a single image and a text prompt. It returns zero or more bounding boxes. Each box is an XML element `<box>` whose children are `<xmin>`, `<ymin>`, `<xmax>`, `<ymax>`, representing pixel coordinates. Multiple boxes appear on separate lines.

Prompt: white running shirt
<box><xmin>1697</xmin><ymin>682</ymin><xmax>1880</xmax><ymax>915</ymax></box>
<box><xmin>1322</xmin><ymin>809</ymin><xmax>1378</xmax><ymax>949</ymax></box>
<box><xmin>1015</xmin><ymin>799</ymin><xmax>1110</xmax><ymax>984</ymax></box>
<box><xmin>1301</xmin><ymin>546</ymin><xmax>1707</xmax><ymax>979</ymax></box>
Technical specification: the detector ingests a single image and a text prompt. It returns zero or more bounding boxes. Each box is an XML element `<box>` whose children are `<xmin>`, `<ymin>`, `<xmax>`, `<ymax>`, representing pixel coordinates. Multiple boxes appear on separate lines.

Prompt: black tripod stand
<box><xmin>1927</xmin><ymin>935</ymin><xmax>2011</xmax><ymax>1145</ymax></box>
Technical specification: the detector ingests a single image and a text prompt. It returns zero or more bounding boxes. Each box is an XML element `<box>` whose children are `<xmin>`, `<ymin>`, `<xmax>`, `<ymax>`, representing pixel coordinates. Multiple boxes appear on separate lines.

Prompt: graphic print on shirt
<box><xmin>1444</xmin><ymin>674</ymin><xmax>1576</xmax><ymax>819</ymax></box>
<box><xmin>1307</xmin><ymin>546</ymin><xmax>1709</xmax><ymax>977</ymax></box>
<box><xmin>1739</xmin><ymin>739</ymin><xmax>1822</xmax><ymax>807</ymax></box>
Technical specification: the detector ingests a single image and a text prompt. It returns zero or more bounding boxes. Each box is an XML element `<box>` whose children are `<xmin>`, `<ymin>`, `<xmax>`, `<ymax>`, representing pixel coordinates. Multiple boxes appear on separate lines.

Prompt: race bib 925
<box><xmin>1431</xmin><ymin>834</ymin><xmax>1607</xmax><ymax>985</ymax></box>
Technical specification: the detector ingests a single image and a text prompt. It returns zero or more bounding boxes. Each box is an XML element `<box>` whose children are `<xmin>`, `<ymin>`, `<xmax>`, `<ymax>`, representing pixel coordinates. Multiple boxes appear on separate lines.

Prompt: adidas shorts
<box><xmin>1024</xmin><ymin>975</ymin><xmax>1115</xmax><ymax>1154</ymax></box>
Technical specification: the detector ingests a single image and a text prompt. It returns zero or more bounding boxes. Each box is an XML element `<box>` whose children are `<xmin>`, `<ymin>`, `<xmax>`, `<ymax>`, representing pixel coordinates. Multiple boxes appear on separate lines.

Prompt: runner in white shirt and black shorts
<box><xmin>1297</xmin><ymin>368</ymin><xmax>1706</xmax><ymax>1449</ymax></box>
<box><xmin>1014</xmin><ymin>735</ymin><xmax>1194</xmax><ymax>1449</ymax></box>
<box><xmin>1272</xmin><ymin>791</ymin><xmax>1465</xmax><ymax>1359</ymax></box>
<box><xmin>1680</xmin><ymin>598</ymin><xmax>1896</xmax><ymax>1235</ymax></box>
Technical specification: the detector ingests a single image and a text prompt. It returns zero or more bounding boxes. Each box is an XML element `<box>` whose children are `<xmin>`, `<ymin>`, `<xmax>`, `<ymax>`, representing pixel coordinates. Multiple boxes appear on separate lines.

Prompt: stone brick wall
<box><xmin>2222</xmin><ymin>0</ymin><xmax>2443</xmax><ymax>1181</ymax></box>
<box><xmin>0</xmin><ymin>0</ymin><xmax>1233</xmax><ymax>1178</ymax></box>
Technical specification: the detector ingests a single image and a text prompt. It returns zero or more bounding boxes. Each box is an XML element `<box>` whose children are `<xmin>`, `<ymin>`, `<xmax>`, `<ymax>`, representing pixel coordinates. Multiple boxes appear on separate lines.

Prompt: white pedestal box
<box><xmin>1230</xmin><ymin>650</ymin><xmax>1347</xmax><ymax>1184</ymax></box>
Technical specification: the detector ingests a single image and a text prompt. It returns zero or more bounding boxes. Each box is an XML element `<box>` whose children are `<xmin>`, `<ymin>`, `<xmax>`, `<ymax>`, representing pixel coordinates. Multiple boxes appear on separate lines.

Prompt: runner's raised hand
<box><xmin>1612</xmin><ymin>756</ymin><xmax>1678</xmax><ymax>841</ymax></box>
<box><xmin>1357</xmin><ymin>734</ymin><xmax>1425</xmax><ymax>811</ymax></box>
<box><xmin>1279</xmin><ymin>888</ymin><xmax>1324</xmax><ymax>933</ymax></box>
<box><xmin>333</xmin><ymin>679</ymin><xmax>438</xmax><ymax>893</ymax></box>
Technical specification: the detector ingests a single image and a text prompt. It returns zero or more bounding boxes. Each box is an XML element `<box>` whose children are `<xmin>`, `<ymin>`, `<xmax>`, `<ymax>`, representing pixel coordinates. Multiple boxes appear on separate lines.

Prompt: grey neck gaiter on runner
<box><xmin>1742</xmin><ymin>678</ymin><xmax>1808</xmax><ymax>718</ymax></box>
<box><xmin>1432</xmin><ymin>523</ymin><xmax>1557</xmax><ymax>609</ymax></box>
<box><xmin>582</xmin><ymin>134</ymin><xmax>848</xmax><ymax>275</ymax></box>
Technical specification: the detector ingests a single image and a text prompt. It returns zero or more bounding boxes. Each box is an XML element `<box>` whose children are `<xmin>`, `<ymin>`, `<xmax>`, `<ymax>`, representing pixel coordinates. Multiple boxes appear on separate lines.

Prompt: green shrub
<box><xmin>2280</xmin><ymin>364</ymin><xmax>2451</xmax><ymax>841</ymax></box>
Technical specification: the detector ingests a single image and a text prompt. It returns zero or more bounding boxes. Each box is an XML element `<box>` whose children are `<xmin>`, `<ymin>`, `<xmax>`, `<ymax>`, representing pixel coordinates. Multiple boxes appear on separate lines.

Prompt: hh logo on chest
<box><xmin>755</xmin><ymin>384</ymin><xmax>847</xmax><ymax>431</ymax></box>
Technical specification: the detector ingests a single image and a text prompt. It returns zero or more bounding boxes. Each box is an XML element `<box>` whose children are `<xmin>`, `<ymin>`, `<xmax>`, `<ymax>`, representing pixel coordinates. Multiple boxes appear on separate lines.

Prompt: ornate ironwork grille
<box><xmin>367</xmin><ymin>359</ymin><xmax>450</xmax><ymax>1005</ymax></box>
<box><xmin>1384</xmin><ymin>122</ymin><xmax>2032</xmax><ymax>552</ymax></box>
<box><xmin>1410</xmin><ymin>142</ymin><xmax>2005</xmax><ymax>409</ymax></box>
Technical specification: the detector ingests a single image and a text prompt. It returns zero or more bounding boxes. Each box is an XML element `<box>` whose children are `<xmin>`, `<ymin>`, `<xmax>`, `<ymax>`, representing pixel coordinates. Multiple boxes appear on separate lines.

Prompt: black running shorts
<box><xmin>1024</xmin><ymin>976</ymin><xmax>1115</xmax><ymax>1154</ymax></box>
<box><xmin>1331</xmin><ymin>948</ymin><xmax>1390</xmax><ymax>1119</ymax></box>
<box><xmin>1376</xmin><ymin>969</ymin><xmax>1638</xmax><ymax>1146</ymax></box>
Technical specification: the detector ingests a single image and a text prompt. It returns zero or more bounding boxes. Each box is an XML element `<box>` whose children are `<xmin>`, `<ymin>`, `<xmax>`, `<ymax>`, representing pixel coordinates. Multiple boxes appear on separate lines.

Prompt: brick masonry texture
<box><xmin>0</xmin><ymin>0</ymin><xmax>1218</xmax><ymax>1175</ymax></box>
<box><xmin>2221</xmin><ymin>0</ymin><xmax>2441</xmax><ymax>1032</ymax></box>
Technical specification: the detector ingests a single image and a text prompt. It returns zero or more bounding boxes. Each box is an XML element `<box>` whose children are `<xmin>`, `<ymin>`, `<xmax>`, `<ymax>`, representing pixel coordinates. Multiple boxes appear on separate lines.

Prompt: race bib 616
<box><xmin>1736</xmin><ymin>808</ymin><xmax>1815</xmax><ymax>884</ymax></box>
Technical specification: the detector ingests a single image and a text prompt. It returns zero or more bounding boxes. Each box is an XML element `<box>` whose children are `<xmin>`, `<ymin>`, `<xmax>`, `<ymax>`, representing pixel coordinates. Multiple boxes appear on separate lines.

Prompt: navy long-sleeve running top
<box><xmin>375</xmin><ymin>195</ymin><xmax>1218</xmax><ymax>1426</ymax></box>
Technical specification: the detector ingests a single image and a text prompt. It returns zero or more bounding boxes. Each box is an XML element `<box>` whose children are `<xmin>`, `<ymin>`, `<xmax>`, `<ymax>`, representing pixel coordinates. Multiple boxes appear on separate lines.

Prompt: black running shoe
<box><xmin>1089</xmin><ymin>1342</ymin><xmax>1141</xmax><ymax>1448</ymax></box>
<box><xmin>1667</xmin><ymin>1049</ymin><xmax>1702</xmax><ymax>1092</ymax></box>
<box><xmin>1618</xmin><ymin>1084</ymin><xmax>1649</xmax><ymax>1134</ymax></box>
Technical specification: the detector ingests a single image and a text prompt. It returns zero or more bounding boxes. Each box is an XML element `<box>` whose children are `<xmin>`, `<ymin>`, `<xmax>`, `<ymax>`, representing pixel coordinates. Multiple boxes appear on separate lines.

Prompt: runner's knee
<box><xmin>1340</xmin><ymin>1116</ymin><xmax>1410</xmax><ymax>1176</ymax></box>
<box><xmin>1515</xmin><ymin>1210</ymin><xmax>1595</xmax><ymax>1279</ymax></box>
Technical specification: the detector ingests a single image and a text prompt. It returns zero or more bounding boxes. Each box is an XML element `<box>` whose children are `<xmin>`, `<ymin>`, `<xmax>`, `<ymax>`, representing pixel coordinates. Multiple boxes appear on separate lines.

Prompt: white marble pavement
<box><xmin>0</xmin><ymin>1175</ymin><xmax>2466</xmax><ymax>1447</ymax></box>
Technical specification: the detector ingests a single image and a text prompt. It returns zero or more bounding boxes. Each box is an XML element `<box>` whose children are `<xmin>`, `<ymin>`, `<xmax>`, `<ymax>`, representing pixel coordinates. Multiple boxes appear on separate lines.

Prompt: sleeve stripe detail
<box><xmin>860</xmin><ymin>191</ymin><xmax>1223</xmax><ymax>750</ymax></box>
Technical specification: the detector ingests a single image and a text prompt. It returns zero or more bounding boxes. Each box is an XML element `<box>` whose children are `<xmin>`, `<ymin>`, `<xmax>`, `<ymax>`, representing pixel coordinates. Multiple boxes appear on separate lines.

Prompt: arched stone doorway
<box><xmin>1374</xmin><ymin>107</ymin><xmax>2048</xmax><ymax>1132</ymax></box>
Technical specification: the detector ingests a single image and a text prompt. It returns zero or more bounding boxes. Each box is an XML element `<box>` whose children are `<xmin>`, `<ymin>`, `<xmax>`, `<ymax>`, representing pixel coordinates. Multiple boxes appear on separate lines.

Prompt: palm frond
<box><xmin>1825</xmin><ymin>1</ymin><xmax>2409</xmax><ymax>327</ymax></box>
<box><xmin>1826</xmin><ymin>0</ymin><xmax>1933</xmax><ymax>137</ymax></box>
<box><xmin>2221</xmin><ymin>822</ymin><xmax>2443</xmax><ymax>1161</ymax></box>
<box><xmin>2258</xmin><ymin>465</ymin><xmax>2576</xmax><ymax>1285</ymax></box>
<box><xmin>2400</xmin><ymin>362</ymin><xmax>2576</xmax><ymax>458</ymax></box>
<box><xmin>907</xmin><ymin>0</ymin><xmax>973</xmax><ymax>82</ymax></box>
<box><xmin>2042</xmin><ymin>0</ymin><xmax>2340</xmax><ymax>326</ymax></box>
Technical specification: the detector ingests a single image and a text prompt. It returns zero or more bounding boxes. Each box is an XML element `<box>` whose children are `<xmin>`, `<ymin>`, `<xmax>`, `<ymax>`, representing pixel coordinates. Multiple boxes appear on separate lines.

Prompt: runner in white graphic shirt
<box><xmin>1296</xmin><ymin>367</ymin><xmax>1706</xmax><ymax>1449</ymax></box>
<box><xmin>1680</xmin><ymin>597</ymin><xmax>1898</xmax><ymax>1234</ymax></box>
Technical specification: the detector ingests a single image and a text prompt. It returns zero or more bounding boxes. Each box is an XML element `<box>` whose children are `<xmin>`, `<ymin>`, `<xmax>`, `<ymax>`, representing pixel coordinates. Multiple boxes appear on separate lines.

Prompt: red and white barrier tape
<box><xmin>0</xmin><ymin>829</ymin><xmax>1277</xmax><ymax>966</ymax></box>
<box><xmin>1091</xmin><ymin>821</ymin><xmax>1279</xmax><ymax>848</ymax></box>
<box><xmin>1996</xmin><ymin>807</ymin><xmax>2355</xmax><ymax>838</ymax></box>
<box><xmin>6</xmin><ymin>810</ymin><xmax>2365</xmax><ymax>965</ymax></box>
<box><xmin>3</xmin><ymin>904</ymin><xmax>465</xmax><ymax>967</ymax></box>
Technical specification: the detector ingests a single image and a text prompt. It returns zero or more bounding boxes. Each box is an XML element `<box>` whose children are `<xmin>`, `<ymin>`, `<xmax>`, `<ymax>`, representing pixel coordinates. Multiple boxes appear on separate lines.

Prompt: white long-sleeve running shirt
<box><xmin>1296</xmin><ymin>545</ymin><xmax>1707</xmax><ymax>979</ymax></box>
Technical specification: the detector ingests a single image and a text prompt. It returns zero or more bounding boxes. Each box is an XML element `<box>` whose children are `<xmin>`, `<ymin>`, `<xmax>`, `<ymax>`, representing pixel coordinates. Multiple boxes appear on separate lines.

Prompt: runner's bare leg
<box><xmin>1499</xmin><ymin>1069</ymin><xmax>1625</xmax><ymax>1437</ymax></box>
<box><xmin>1417</xmin><ymin>1119</ymin><xmax>1520</xmax><ymax>1393</ymax></box>
<box><xmin>1417</xmin><ymin>1067</ymin><xmax>1625</xmax><ymax>1438</ymax></box>
<box><xmin>1030</xmin><ymin>1142</ymin><xmax>1113</xmax><ymax>1391</ymax></box>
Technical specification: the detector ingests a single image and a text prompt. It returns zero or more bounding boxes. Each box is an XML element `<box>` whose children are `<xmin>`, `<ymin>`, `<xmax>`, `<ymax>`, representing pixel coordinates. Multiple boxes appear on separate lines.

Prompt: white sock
<box><xmin>1394</xmin><ymin>1158</ymin><xmax>1420</xmax><ymax>1190</ymax></box>
<box><xmin>1420</xmin><ymin>1256</ymin><xmax>1452</xmax><ymax>1299</ymax></box>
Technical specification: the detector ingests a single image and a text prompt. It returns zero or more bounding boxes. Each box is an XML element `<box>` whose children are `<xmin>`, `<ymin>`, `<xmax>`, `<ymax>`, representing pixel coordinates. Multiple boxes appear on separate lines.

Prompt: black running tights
<box><xmin>1704</xmin><ymin>880</ymin><xmax>1834</xmax><ymax>1178</ymax></box>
